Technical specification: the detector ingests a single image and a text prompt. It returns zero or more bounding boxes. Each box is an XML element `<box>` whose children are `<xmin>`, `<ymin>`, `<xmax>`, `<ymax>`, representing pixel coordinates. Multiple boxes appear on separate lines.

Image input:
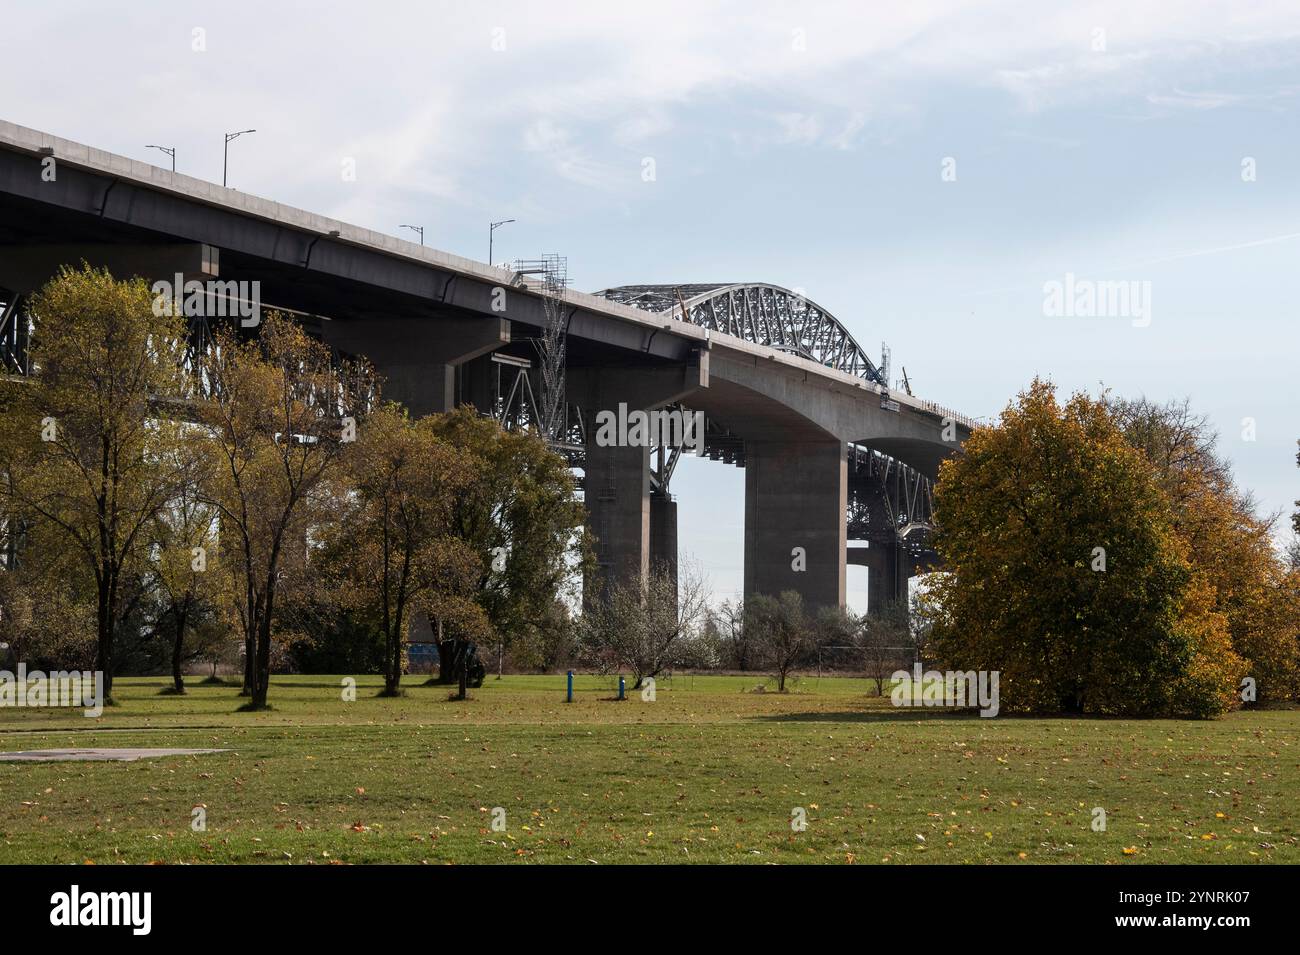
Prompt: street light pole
<box><xmin>223</xmin><ymin>129</ymin><xmax>256</xmax><ymax>188</ymax></box>
<box><xmin>146</xmin><ymin>145</ymin><xmax>175</xmax><ymax>172</ymax></box>
<box><xmin>399</xmin><ymin>224</ymin><xmax>424</xmax><ymax>246</ymax></box>
<box><xmin>489</xmin><ymin>218</ymin><xmax>515</xmax><ymax>265</ymax></box>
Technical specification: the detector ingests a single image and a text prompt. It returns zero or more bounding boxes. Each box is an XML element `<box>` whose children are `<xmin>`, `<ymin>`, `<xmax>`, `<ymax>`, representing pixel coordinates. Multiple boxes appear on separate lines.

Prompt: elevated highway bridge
<box><xmin>0</xmin><ymin>120</ymin><xmax>973</xmax><ymax>612</ymax></box>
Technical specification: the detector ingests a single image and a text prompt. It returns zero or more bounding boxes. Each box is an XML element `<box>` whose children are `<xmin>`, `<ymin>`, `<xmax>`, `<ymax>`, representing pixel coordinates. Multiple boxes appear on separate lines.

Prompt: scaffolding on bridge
<box><xmin>512</xmin><ymin>255</ymin><xmax>569</xmax><ymax>445</ymax></box>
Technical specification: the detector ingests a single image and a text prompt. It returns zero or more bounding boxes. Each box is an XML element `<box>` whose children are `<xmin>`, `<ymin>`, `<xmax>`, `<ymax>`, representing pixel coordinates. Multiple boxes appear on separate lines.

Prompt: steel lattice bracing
<box><xmin>597</xmin><ymin>283</ymin><xmax>886</xmax><ymax>384</ymax></box>
<box><xmin>0</xmin><ymin>287</ymin><xmax>31</xmax><ymax>376</ymax></box>
<box><xmin>846</xmin><ymin>445</ymin><xmax>937</xmax><ymax>561</ymax></box>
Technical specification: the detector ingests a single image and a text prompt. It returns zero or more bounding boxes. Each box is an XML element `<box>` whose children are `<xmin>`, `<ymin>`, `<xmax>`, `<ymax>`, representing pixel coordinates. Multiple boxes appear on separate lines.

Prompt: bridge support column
<box><xmin>744</xmin><ymin>440</ymin><xmax>846</xmax><ymax>611</ymax></box>
<box><xmin>650</xmin><ymin>491</ymin><xmax>678</xmax><ymax>592</ymax></box>
<box><xmin>585</xmin><ymin>442</ymin><xmax>650</xmax><ymax>604</ymax></box>
<box><xmin>322</xmin><ymin>315</ymin><xmax>509</xmax><ymax>416</ymax></box>
<box><xmin>864</xmin><ymin>540</ymin><xmax>911</xmax><ymax>615</ymax></box>
<box><xmin>570</xmin><ymin>362</ymin><xmax>707</xmax><ymax>606</ymax></box>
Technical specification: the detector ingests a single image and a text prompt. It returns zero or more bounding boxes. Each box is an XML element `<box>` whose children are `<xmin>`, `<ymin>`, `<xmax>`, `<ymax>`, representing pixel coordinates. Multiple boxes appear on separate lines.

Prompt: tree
<box><xmin>745</xmin><ymin>590</ymin><xmax>810</xmax><ymax>692</ymax></box>
<box><xmin>711</xmin><ymin>599</ymin><xmax>751</xmax><ymax>670</ymax></box>
<box><xmin>1293</xmin><ymin>437</ymin><xmax>1299</xmax><ymax>543</ymax></box>
<box><xmin>813</xmin><ymin>604</ymin><xmax>855</xmax><ymax>659</ymax></box>
<box><xmin>580</xmin><ymin>562</ymin><xmax>710</xmax><ymax>688</ymax></box>
<box><xmin>0</xmin><ymin>524</ymin><xmax>97</xmax><ymax>672</ymax></box>
<box><xmin>196</xmin><ymin>313</ymin><xmax>371</xmax><ymax>709</ymax></box>
<box><xmin>1111</xmin><ymin>396</ymin><xmax>1299</xmax><ymax>703</ymax></box>
<box><xmin>328</xmin><ymin>402</ymin><xmax>486</xmax><ymax>696</ymax></box>
<box><xmin>428</xmin><ymin>406</ymin><xmax>589</xmax><ymax>684</ymax></box>
<box><xmin>0</xmin><ymin>265</ymin><xmax>194</xmax><ymax>699</ymax></box>
<box><xmin>930</xmin><ymin>379</ymin><xmax>1243</xmax><ymax>718</ymax></box>
<box><xmin>909</xmin><ymin>582</ymin><xmax>940</xmax><ymax>669</ymax></box>
<box><xmin>509</xmin><ymin>597</ymin><xmax>580</xmax><ymax>672</ymax></box>
<box><xmin>859</xmin><ymin>600</ymin><xmax>908</xmax><ymax>696</ymax></box>
<box><xmin>147</xmin><ymin>468</ymin><xmax>228</xmax><ymax>693</ymax></box>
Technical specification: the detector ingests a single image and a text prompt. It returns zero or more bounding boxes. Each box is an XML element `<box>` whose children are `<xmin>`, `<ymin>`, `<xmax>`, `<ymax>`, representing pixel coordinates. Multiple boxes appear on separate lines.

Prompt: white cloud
<box><xmin>3</xmin><ymin>1</ymin><xmax>1299</xmax><ymax>221</ymax></box>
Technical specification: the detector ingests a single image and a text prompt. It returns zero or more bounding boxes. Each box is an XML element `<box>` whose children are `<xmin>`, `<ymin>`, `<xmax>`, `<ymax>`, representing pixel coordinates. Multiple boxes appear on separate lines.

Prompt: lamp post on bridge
<box><xmin>489</xmin><ymin>218</ymin><xmax>515</xmax><ymax>266</ymax></box>
<box><xmin>146</xmin><ymin>144</ymin><xmax>175</xmax><ymax>172</ymax></box>
<box><xmin>223</xmin><ymin>129</ymin><xmax>256</xmax><ymax>188</ymax></box>
<box><xmin>399</xmin><ymin>224</ymin><xmax>424</xmax><ymax>246</ymax></box>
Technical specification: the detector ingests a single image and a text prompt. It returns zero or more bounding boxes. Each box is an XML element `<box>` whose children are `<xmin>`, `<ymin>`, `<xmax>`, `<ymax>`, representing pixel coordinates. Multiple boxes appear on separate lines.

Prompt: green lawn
<box><xmin>0</xmin><ymin>674</ymin><xmax>1295</xmax><ymax>864</ymax></box>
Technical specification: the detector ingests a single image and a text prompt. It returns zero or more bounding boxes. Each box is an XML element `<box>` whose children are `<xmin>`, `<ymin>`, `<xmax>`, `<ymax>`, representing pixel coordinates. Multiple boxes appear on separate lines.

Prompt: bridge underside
<box><xmin>557</xmin><ymin>357</ymin><xmax>947</xmax><ymax>615</ymax></box>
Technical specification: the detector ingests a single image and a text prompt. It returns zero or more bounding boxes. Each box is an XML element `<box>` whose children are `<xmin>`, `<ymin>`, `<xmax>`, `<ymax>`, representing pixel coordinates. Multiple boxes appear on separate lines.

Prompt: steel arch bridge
<box><xmin>593</xmin><ymin>283</ymin><xmax>937</xmax><ymax>561</ymax></box>
<box><xmin>597</xmin><ymin>284</ymin><xmax>887</xmax><ymax>385</ymax></box>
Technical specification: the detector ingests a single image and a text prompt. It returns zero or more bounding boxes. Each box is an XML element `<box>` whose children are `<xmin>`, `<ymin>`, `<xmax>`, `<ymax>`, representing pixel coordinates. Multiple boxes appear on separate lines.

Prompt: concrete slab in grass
<box><xmin>0</xmin><ymin>748</ymin><xmax>227</xmax><ymax>762</ymax></box>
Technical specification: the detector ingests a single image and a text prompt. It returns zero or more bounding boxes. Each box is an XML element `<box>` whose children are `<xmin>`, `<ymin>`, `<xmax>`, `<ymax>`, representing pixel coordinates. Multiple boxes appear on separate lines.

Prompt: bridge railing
<box><xmin>916</xmin><ymin>399</ymin><xmax>981</xmax><ymax>432</ymax></box>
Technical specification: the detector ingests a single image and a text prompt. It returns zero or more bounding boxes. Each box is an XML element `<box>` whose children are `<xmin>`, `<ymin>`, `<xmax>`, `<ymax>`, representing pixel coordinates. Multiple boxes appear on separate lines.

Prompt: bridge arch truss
<box><xmin>597</xmin><ymin>283</ymin><xmax>886</xmax><ymax>385</ymax></box>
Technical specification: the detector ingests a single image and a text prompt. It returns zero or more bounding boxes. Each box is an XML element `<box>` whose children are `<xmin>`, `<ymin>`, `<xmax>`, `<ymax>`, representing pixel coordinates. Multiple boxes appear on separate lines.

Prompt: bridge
<box><xmin>0</xmin><ymin>120</ymin><xmax>973</xmax><ymax>613</ymax></box>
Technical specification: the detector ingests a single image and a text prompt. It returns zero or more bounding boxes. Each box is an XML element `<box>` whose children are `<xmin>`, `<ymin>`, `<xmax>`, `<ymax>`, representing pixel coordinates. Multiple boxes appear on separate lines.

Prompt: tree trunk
<box><xmin>95</xmin><ymin>623</ymin><xmax>114</xmax><ymax>702</ymax></box>
<box><xmin>437</xmin><ymin>635</ymin><xmax>458</xmax><ymax>685</ymax></box>
<box><xmin>249</xmin><ymin>579</ymin><xmax>275</xmax><ymax>708</ymax></box>
<box><xmin>384</xmin><ymin>630</ymin><xmax>401</xmax><ymax>695</ymax></box>
<box><xmin>170</xmin><ymin>605</ymin><xmax>189</xmax><ymax>696</ymax></box>
<box><xmin>241</xmin><ymin>629</ymin><xmax>255</xmax><ymax>696</ymax></box>
<box><xmin>96</xmin><ymin>577</ymin><xmax>114</xmax><ymax>701</ymax></box>
<box><xmin>171</xmin><ymin>607</ymin><xmax>187</xmax><ymax>693</ymax></box>
<box><xmin>252</xmin><ymin>617</ymin><xmax>272</xmax><ymax>708</ymax></box>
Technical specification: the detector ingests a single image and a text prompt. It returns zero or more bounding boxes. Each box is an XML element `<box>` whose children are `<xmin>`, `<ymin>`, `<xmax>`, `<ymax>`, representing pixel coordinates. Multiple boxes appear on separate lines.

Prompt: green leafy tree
<box><xmin>146</xmin><ymin>474</ymin><xmax>229</xmax><ymax>694</ymax></box>
<box><xmin>930</xmin><ymin>379</ymin><xmax>1242</xmax><ymax>718</ymax></box>
<box><xmin>0</xmin><ymin>521</ymin><xmax>97</xmax><ymax>671</ymax></box>
<box><xmin>196</xmin><ymin>313</ymin><xmax>371</xmax><ymax>709</ymax></box>
<box><xmin>327</xmin><ymin>402</ymin><xmax>486</xmax><ymax>696</ymax></box>
<box><xmin>427</xmin><ymin>406</ymin><xmax>589</xmax><ymax>683</ymax></box>
<box><xmin>0</xmin><ymin>265</ymin><xmax>194</xmax><ymax>699</ymax></box>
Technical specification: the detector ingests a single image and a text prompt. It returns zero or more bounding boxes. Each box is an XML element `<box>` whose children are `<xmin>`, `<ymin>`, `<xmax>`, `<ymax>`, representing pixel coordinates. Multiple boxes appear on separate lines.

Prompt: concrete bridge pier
<box><xmin>649</xmin><ymin>491</ymin><xmax>678</xmax><ymax>585</ymax></box>
<box><xmin>584</xmin><ymin>441</ymin><xmax>651</xmax><ymax>604</ymax></box>
<box><xmin>743</xmin><ymin>440</ymin><xmax>847</xmax><ymax>612</ymax></box>
<box><xmin>570</xmin><ymin>362</ymin><xmax>706</xmax><ymax>604</ymax></box>
<box><xmin>849</xmin><ymin>542</ymin><xmax>929</xmax><ymax>616</ymax></box>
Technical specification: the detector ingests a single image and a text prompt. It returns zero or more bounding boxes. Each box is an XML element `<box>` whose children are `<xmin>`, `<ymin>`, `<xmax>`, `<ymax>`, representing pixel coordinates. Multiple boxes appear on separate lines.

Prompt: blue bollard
<box><xmin>566</xmin><ymin>670</ymin><xmax>573</xmax><ymax>703</ymax></box>
<box><xmin>618</xmin><ymin>676</ymin><xmax>625</xmax><ymax>701</ymax></box>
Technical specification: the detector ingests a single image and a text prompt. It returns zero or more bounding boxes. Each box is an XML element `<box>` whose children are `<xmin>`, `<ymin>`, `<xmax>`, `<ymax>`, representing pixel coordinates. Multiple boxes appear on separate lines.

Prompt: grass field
<box><xmin>0</xmin><ymin>673</ymin><xmax>1296</xmax><ymax>864</ymax></box>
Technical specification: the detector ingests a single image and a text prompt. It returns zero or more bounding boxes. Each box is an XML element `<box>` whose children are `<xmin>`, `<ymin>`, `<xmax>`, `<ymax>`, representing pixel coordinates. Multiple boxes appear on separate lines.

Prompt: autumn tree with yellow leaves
<box><xmin>930</xmin><ymin>379</ymin><xmax>1244</xmax><ymax>718</ymax></box>
<box><xmin>1110</xmin><ymin>396</ymin><xmax>1300</xmax><ymax>703</ymax></box>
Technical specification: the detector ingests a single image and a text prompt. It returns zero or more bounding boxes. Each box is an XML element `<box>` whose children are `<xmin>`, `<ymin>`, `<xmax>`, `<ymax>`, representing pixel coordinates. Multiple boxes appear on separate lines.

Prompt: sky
<box><xmin>3</xmin><ymin>1</ymin><xmax>1298</xmax><ymax>610</ymax></box>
